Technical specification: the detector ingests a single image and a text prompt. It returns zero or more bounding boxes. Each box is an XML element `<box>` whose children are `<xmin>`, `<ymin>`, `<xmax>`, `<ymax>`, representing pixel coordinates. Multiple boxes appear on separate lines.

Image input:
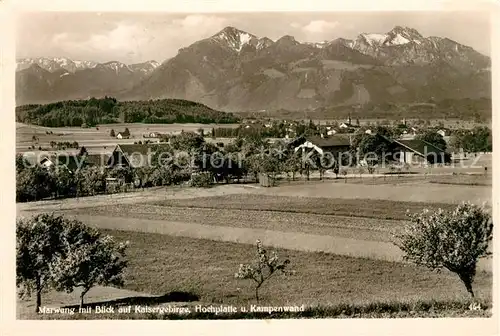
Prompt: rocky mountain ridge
<box><xmin>16</xmin><ymin>26</ymin><xmax>490</xmax><ymax>111</ymax></box>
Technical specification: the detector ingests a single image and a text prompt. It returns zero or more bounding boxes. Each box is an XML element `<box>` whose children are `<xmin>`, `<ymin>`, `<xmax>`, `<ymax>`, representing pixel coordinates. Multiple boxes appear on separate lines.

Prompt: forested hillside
<box><xmin>15</xmin><ymin>97</ymin><xmax>241</xmax><ymax>127</ymax></box>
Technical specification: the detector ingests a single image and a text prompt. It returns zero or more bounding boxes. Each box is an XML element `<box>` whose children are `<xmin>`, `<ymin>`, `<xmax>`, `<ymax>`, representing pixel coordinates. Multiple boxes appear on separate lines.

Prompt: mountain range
<box><xmin>16</xmin><ymin>26</ymin><xmax>491</xmax><ymax>111</ymax></box>
<box><xmin>15</xmin><ymin>59</ymin><xmax>160</xmax><ymax>104</ymax></box>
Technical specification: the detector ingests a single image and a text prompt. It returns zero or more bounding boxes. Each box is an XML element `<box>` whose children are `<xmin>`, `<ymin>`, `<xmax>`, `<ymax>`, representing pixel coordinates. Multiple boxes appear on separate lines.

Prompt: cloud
<box><xmin>172</xmin><ymin>14</ymin><xmax>228</xmax><ymax>30</ymax></box>
<box><xmin>49</xmin><ymin>23</ymin><xmax>153</xmax><ymax>58</ymax></box>
<box><xmin>302</xmin><ymin>20</ymin><xmax>340</xmax><ymax>33</ymax></box>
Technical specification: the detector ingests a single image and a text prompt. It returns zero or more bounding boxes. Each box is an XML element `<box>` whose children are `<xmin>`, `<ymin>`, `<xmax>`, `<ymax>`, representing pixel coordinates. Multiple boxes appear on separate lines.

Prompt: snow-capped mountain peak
<box><xmin>102</xmin><ymin>61</ymin><xmax>133</xmax><ymax>73</ymax></box>
<box><xmin>384</xmin><ymin>26</ymin><xmax>424</xmax><ymax>46</ymax></box>
<box><xmin>212</xmin><ymin>26</ymin><xmax>258</xmax><ymax>52</ymax></box>
<box><xmin>148</xmin><ymin>60</ymin><xmax>160</xmax><ymax>68</ymax></box>
<box><xmin>16</xmin><ymin>57</ymin><xmax>99</xmax><ymax>73</ymax></box>
<box><xmin>256</xmin><ymin>37</ymin><xmax>274</xmax><ymax>50</ymax></box>
<box><xmin>305</xmin><ymin>40</ymin><xmax>330</xmax><ymax>49</ymax></box>
<box><xmin>360</xmin><ymin>33</ymin><xmax>387</xmax><ymax>46</ymax></box>
<box><xmin>355</xmin><ymin>26</ymin><xmax>425</xmax><ymax>48</ymax></box>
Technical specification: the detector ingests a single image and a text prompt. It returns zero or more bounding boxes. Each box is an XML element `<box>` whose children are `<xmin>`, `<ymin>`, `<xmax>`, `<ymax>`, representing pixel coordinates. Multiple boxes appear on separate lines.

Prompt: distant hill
<box><xmin>15</xmin><ymin>97</ymin><xmax>240</xmax><ymax>127</ymax></box>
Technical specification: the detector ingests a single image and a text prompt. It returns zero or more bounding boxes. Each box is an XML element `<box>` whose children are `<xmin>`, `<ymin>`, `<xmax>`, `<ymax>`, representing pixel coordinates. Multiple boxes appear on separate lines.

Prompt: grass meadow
<box><xmin>19</xmin><ymin>229</ymin><xmax>492</xmax><ymax>319</ymax></box>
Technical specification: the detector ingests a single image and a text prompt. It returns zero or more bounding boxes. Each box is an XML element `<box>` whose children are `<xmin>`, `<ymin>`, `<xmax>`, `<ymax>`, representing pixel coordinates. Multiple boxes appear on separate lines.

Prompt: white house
<box><xmin>437</xmin><ymin>129</ymin><xmax>447</xmax><ymax>137</ymax></box>
<box><xmin>365</xmin><ymin>129</ymin><xmax>373</xmax><ymax>135</ymax></box>
<box><xmin>116</xmin><ymin>132</ymin><xmax>130</xmax><ymax>139</ymax></box>
<box><xmin>39</xmin><ymin>157</ymin><xmax>54</xmax><ymax>169</ymax></box>
<box><xmin>327</xmin><ymin>129</ymin><xmax>337</xmax><ymax>136</ymax></box>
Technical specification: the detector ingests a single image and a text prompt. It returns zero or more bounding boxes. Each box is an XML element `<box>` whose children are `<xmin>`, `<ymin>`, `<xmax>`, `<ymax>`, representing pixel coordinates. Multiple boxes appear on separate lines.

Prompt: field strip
<box><xmin>59</xmin><ymin>214</ymin><xmax>492</xmax><ymax>272</ymax></box>
<box><xmin>16</xmin><ymin>185</ymin><xmax>257</xmax><ymax>214</ymax></box>
<box><xmin>16</xmin><ymin>180</ymin><xmax>491</xmax><ymax>215</ymax></box>
<box><xmin>261</xmin><ymin>183</ymin><xmax>491</xmax><ymax>204</ymax></box>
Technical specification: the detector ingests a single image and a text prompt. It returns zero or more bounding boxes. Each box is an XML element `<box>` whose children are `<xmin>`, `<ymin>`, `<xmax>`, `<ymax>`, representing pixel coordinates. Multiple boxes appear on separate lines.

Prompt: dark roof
<box><xmin>85</xmin><ymin>154</ymin><xmax>109</xmax><ymax>166</ymax></box>
<box><xmin>394</xmin><ymin>139</ymin><xmax>446</xmax><ymax>155</ymax></box>
<box><xmin>305</xmin><ymin>135</ymin><xmax>351</xmax><ymax>147</ymax></box>
<box><xmin>56</xmin><ymin>155</ymin><xmax>85</xmax><ymax>171</ymax></box>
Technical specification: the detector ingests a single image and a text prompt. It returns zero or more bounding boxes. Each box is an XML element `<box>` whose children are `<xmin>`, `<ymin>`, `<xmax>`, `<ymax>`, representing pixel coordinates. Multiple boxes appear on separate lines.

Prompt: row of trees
<box><xmin>449</xmin><ymin>126</ymin><xmax>492</xmax><ymax>153</ymax></box>
<box><xmin>16</xmin><ymin>97</ymin><xmax>240</xmax><ymax>127</ymax></box>
<box><xmin>49</xmin><ymin>141</ymin><xmax>80</xmax><ymax>150</ymax></box>
<box><xmin>16</xmin><ymin>164</ymin><xmax>109</xmax><ymax>202</ymax></box>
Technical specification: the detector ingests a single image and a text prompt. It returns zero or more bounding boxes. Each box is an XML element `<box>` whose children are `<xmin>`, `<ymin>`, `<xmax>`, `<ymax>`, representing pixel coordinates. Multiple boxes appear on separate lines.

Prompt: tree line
<box><xmin>449</xmin><ymin>126</ymin><xmax>492</xmax><ymax>153</ymax></box>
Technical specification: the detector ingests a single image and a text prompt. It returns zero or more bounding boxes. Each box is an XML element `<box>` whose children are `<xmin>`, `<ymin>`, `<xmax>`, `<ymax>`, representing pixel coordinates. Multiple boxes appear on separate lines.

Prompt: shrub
<box><xmin>190</xmin><ymin>172</ymin><xmax>213</xmax><ymax>188</ymax></box>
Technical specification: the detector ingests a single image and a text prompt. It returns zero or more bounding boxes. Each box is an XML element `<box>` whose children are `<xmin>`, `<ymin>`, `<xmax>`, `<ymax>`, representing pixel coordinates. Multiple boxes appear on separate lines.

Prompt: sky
<box><xmin>16</xmin><ymin>11</ymin><xmax>491</xmax><ymax>64</ymax></box>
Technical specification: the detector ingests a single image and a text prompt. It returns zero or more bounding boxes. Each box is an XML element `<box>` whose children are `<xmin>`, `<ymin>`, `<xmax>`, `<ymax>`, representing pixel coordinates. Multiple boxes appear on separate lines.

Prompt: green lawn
<box><xmin>19</xmin><ymin>229</ymin><xmax>492</xmax><ymax>319</ymax></box>
<box><xmin>109</xmin><ymin>229</ymin><xmax>492</xmax><ymax>306</ymax></box>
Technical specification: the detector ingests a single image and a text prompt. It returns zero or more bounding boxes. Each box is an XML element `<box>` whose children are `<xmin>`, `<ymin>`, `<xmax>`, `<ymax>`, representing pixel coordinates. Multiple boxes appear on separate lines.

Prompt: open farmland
<box><xmin>16</xmin><ymin>122</ymin><xmax>239</xmax><ymax>153</ymax></box>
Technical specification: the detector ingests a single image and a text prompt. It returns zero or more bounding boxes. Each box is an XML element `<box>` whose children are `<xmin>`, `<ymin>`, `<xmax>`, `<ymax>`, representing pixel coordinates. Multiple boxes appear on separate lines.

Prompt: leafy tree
<box><xmin>284</xmin><ymin>151</ymin><xmax>302</xmax><ymax>181</ymax></box>
<box><xmin>50</xmin><ymin>220</ymin><xmax>128</xmax><ymax>309</ymax></box>
<box><xmin>169</xmin><ymin>132</ymin><xmax>205</xmax><ymax>151</ymax></box>
<box><xmin>53</xmin><ymin>166</ymin><xmax>76</xmax><ymax>198</ymax></box>
<box><xmin>74</xmin><ymin>167</ymin><xmax>107</xmax><ymax>196</ymax></box>
<box><xmin>16</xmin><ymin>213</ymin><xmax>67</xmax><ymax>313</ymax></box>
<box><xmin>394</xmin><ymin>203</ymin><xmax>493</xmax><ymax>299</ymax></box>
<box><xmin>235</xmin><ymin>240</ymin><xmax>292</xmax><ymax>302</ymax></box>
<box><xmin>110</xmin><ymin>129</ymin><xmax>115</xmax><ymax>137</ymax></box>
<box><xmin>16</xmin><ymin>154</ymin><xmax>31</xmax><ymax>173</ymax></box>
<box><xmin>354</xmin><ymin>134</ymin><xmax>392</xmax><ymax>164</ymax></box>
<box><xmin>415</xmin><ymin>131</ymin><xmax>447</xmax><ymax>151</ymax></box>
<box><xmin>16</xmin><ymin>166</ymin><xmax>56</xmax><ymax>202</ymax></box>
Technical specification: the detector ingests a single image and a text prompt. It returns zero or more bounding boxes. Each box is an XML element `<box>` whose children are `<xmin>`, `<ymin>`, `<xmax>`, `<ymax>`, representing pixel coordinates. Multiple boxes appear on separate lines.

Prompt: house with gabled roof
<box><xmin>392</xmin><ymin>139</ymin><xmax>450</xmax><ymax>164</ymax></box>
<box><xmin>107</xmin><ymin>143</ymin><xmax>172</xmax><ymax>168</ymax></box>
<box><xmin>116</xmin><ymin>132</ymin><xmax>130</xmax><ymax>139</ymax></box>
<box><xmin>290</xmin><ymin>135</ymin><xmax>352</xmax><ymax>156</ymax></box>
